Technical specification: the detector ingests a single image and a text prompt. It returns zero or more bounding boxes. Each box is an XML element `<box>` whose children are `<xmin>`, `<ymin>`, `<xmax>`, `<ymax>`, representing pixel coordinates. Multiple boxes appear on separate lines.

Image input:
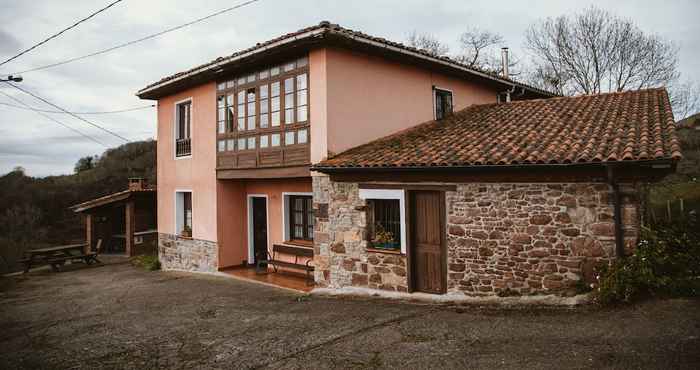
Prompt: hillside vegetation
<box><xmin>0</xmin><ymin>140</ymin><xmax>156</xmax><ymax>273</ymax></box>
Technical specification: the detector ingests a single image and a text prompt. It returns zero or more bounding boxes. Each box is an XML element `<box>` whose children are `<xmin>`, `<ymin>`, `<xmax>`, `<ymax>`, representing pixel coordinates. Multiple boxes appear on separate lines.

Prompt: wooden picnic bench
<box><xmin>256</xmin><ymin>244</ymin><xmax>314</xmax><ymax>285</ymax></box>
<box><xmin>20</xmin><ymin>240</ymin><xmax>102</xmax><ymax>273</ymax></box>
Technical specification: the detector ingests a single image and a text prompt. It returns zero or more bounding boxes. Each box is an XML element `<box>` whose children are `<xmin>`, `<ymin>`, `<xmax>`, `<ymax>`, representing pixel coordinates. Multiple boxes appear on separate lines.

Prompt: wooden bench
<box><xmin>47</xmin><ymin>240</ymin><xmax>103</xmax><ymax>272</ymax></box>
<box><xmin>256</xmin><ymin>244</ymin><xmax>314</xmax><ymax>285</ymax></box>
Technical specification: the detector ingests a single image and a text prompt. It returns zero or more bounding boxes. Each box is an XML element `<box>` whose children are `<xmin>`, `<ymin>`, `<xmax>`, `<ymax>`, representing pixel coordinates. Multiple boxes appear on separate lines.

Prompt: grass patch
<box><xmin>131</xmin><ymin>254</ymin><xmax>161</xmax><ymax>271</ymax></box>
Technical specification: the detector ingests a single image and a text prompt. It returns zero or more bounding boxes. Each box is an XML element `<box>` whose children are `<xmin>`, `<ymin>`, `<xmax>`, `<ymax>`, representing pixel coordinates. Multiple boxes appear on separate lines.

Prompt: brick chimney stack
<box><xmin>128</xmin><ymin>177</ymin><xmax>147</xmax><ymax>191</ymax></box>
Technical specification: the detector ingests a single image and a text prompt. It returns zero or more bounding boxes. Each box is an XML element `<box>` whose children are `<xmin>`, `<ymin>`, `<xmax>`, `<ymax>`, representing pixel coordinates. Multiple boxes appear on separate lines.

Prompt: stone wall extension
<box><xmin>158</xmin><ymin>233</ymin><xmax>218</xmax><ymax>273</ymax></box>
<box><xmin>312</xmin><ymin>175</ymin><xmax>408</xmax><ymax>292</ymax></box>
<box><xmin>314</xmin><ymin>178</ymin><xmax>641</xmax><ymax>298</ymax></box>
<box><xmin>446</xmin><ymin>183</ymin><xmax>639</xmax><ymax>296</ymax></box>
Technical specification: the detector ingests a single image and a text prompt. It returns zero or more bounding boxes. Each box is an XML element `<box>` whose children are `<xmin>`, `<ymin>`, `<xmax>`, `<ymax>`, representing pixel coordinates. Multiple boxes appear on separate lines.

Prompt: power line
<box><xmin>3</xmin><ymin>81</ymin><xmax>130</xmax><ymax>142</ymax></box>
<box><xmin>0</xmin><ymin>90</ymin><xmax>108</xmax><ymax>147</ymax></box>
<box><xmin>10</xmin><ymin>0</ymin><xmax>261</xmax><ymax>75</ymax></box>
<box><xmin>0</xmin><ymin>0</ymin><xmax>124</xmax><ymax>68</ymax></box>
<box><xmin>0</xmin><ymin>101</ymin><xmax>155</xmax><ymax>114</ymax></box>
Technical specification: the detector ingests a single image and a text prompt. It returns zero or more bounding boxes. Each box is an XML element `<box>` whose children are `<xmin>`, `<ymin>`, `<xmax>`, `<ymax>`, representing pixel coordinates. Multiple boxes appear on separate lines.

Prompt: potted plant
<box><xmin>180</xmin><ymin>225</ymin><xmax>192</xmax><ymax>238</ymax></box>
<box><xmin>371</xmin><ymin>223</ymin><xmax>398</xmax><ymax>250</ymax></box>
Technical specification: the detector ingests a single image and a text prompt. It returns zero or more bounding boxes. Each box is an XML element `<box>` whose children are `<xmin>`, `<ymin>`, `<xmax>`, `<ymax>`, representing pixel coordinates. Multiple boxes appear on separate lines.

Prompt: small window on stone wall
<box><xmin>367</xmin><ymin>199</ymin><xmax>401</xmax><ymax>251</ymax></box>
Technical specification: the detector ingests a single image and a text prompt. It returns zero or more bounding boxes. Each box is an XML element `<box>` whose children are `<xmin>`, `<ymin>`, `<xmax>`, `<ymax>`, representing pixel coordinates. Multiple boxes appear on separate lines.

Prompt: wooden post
<box><xmin>125</xmin><ymin>201</ymin><xmax>135</xmax><ymax>257</ymax></box>
<box><xmin>85</xmin><ymin>213</ymin><xmax>93</xmax><ymax>254</ymax></box>
<box><xmin>667</xmin><ymin>200</ymin><xmax>672</xmax><ymax>221</ymax></box>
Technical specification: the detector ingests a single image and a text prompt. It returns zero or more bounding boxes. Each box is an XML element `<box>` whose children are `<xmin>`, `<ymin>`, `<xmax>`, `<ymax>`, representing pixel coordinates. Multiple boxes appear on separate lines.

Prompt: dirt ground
<box><xmin>1</xmin><ymin>258</ymin><xmax>698</xmax><ymax>369</ymax></box>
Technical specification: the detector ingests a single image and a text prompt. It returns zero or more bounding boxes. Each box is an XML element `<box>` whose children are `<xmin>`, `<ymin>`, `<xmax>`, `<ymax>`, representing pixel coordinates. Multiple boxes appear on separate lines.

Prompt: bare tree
<box><xmin>525</xmin><ymin>7</ymin><xmax>680</xmax><ymax>96</ymax></box>
<box><xmin>669</xmin><ymin>80</ymin><xmax>700</xmax><ymax>120</ymax></box>
<box><xmin>454</xmin><ymin>27</ymin><xmax>521</xmax><ymax>75</ymax></box>
<box><xmin>406</xmin><ymin>31</ymin><xmax>449</xmax><ymax>57</ymax></box>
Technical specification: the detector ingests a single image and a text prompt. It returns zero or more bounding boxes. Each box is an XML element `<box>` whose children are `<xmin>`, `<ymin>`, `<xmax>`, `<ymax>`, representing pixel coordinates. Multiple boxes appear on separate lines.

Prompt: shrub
<box><xmin>596</xmin><ymin>216</ymin><xmax>700</xmax><ymax>304</ymax></box>
<box><xmin>132</xmin><ymin>255</ymin><xmax>161</xmax><ymax>271</ymax></box>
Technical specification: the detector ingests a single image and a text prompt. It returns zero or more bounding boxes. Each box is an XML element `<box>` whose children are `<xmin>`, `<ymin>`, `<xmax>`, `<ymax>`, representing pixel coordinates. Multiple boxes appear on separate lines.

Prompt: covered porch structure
<box><xmin>70</xmin><ymin>178</ymin><xmax>157</xmax><ymax>257</ymax></box>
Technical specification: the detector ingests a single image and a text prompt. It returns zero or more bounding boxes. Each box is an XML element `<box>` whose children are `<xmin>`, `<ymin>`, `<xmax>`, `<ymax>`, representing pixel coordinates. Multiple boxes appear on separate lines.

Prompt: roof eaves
<box><xmin>136</xmin><ymin>27</ymin><xmax>328</xmax><ymax>99</ymax></box>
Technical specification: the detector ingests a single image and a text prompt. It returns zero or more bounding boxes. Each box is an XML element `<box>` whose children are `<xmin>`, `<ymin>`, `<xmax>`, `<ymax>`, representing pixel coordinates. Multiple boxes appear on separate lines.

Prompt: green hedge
<box><xmin>596</xmin><ymin>216</ymin><xmax>700</xmax><ymax>304</ymax></box>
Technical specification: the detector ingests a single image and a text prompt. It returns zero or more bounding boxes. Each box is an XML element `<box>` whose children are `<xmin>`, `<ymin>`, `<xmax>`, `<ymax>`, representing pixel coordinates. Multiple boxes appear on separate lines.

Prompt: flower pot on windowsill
<box><xmin>370</xmin><ymin>242</ymin><xmax>399</xmax><ymax>251</ymax></box>
<box><xmin>180</xmin><ymin>227</ymin><xmax>192</xmax><ymax>238</ymax></box>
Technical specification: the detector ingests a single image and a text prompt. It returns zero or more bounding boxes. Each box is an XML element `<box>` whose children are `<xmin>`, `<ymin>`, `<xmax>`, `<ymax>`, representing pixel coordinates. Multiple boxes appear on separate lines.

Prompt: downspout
<box><xmin>606</xmin><ymin>166</ymin><xmax>625</xmax><ymax>258</ymax></box>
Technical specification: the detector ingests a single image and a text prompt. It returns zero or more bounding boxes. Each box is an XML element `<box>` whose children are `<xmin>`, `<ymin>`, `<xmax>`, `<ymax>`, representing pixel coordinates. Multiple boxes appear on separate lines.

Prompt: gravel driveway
<box><xmin>1</xmin><ymin>258</ymin><xmax>698</xmax><ymax>369</ymax></box>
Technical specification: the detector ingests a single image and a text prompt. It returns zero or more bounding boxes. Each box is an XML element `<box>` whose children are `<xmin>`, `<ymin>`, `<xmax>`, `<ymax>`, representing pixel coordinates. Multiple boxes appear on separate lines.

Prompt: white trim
<box><xmin>358</xmin><ymin>189</ymin><xmax>407</xmax><ymax>254</ymax></box>
<box><xmin>432</xmin><ymin>86</ymin><xmax>453</xmax><ymax>121</ymax></box>
<box><xmin>246</xmin><ymin>194</ymin><xmax>270</xmax><ymax>265</ymax></box>
<box><xmin>173</xmin><ymin>97</ymin><xmax>193</xmax><ymax>160</ymax></box>
<box><xmin>174</xmin><ymin>189</ymin><xmax>193</xmax><ymax>236</ymax></box>
<box><xmin>281</xmin><ymin>192</ymin><xmax>313</xmax><ymax>242</ymax></box>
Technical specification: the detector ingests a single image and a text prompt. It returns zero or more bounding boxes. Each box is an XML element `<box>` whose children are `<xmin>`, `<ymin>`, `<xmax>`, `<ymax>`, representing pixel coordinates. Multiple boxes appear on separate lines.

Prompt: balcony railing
<box><xmin>175</xmin><ymin>138</ymin><xmax>191</xmax><ymax>157</ymax></box>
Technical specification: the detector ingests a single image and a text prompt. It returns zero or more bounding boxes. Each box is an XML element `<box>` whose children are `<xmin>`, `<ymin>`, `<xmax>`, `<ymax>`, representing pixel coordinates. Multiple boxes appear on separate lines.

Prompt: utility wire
<box><xmin>10</xmin><ymin>0</ymin><xmax>261</xmax><ymax>75</ymax></box>
<box><xmin>3</xmin><ymin>81</ymin><xmax>130</xmax><ymax>142</ymax></box>
<box><xmin>0</xmin><ymin>101</ymin><xmax>155</xmax><ymax>114</ymax></box>
<box><xmin>0</xmin><ymin>90</ymin><xmax>108</xmax><ymax>147</ymax></box>
<box><xmin>0</xmin><ymin>0</ymin><xmax>124</xmax><ymax>68</ymax></box>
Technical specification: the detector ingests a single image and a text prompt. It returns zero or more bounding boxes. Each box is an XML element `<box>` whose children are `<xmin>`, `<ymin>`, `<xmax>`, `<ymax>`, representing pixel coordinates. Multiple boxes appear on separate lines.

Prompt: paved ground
<box><xmin>1</xmin><ymin>258</ymin><xmax>698</xmax><ymax>370</ymax></box>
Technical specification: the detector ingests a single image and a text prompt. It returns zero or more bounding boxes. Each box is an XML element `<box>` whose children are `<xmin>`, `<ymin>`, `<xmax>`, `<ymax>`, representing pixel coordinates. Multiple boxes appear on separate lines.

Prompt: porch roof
<box><xmin>70</xmin><ymin>189</ymin><xmax>155</xmax><ymax>213</ymax></box>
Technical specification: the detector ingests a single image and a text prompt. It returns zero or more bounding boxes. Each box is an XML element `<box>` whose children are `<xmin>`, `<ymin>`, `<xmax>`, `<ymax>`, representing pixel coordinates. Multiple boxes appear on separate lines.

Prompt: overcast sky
<box><xmin>1</xmin><ymin>0</ymin><xmax>698</xmax><ymax>177</ymax></box>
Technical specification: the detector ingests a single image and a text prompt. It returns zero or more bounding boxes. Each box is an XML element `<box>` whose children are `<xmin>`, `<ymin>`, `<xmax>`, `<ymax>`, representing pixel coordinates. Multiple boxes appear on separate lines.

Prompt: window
<box><xmin>246</xmin><ymin>88</ymin><xmax>256</xmax><ymax>130</ymax></box>
<box><xmin>297</xmin><ymin>129</ymin><xmax>308</xmax><ymax>144</ymax></box>
<box><xmin>237</xmin><ymin>91</ymin><xmax>245</xmax><ymax>130</ymax></box>
<box><xmin>247</xmin><ymin>136</ymin><xmax>256</xmax><ymax>149</ymax></box>
<box><xmin>175</xmin><ymin>101</ymin><xmax>191</xmax><ymax>157</ymax></box>
<box><xmin>217</xmin><ymin>96</ymin><xmax>225</xmax><ymax>134</ymax></box>
<box><xmin>296</xmin><ymin>73</ymin><xmax>308</xmax><ymax>122</ymax></box>
<box><xmin>259</xmin><ymin>85</ymin><xmax>269</xmax><ymax>128</ymax></box>
<box><xmin>284</xmin><ymin>77</ymin><xmax>294</xmax><ymax>124</ymax></box>
<box><xmin>288</xmin><ymin>195</ymin><xmax>313</xmax><ymax>241</ymax></box>
<box><xmin>359</xmin><ymin>189</ymin><xmax>406</xmax><ymax>254</ymax></box>
<box><xmin>435</xmin><ymin>88</ymin><xmax>453</xmax><ymax>120</ymax></box>
<box><xmin>271</xmin><ymin>81</ymin><xmax>281</xmax><ymax>127</ymax></box>
<box><xmin>176</xmin><ymin>191</ymin><xmax>193</xmax><ymax>236</ymax></box>
<box><xmin>260</xmin><ymin>135</ymin><xmax>269</xmax><ymax>148</ymax></box>
<box><xmin>227</xmin><ymin>139</ymin><xmax>235</xmax><ymax>151</ymax></box>
<box><xmin>271</xmin><ymin>133</ymin><xmax>280</xmax><ymax>146</ymax></box>
<box><xmin>285</xmin><ymin>131</ymin><xmax>295</xmax><ymax>145</ymax></box>
<box><xmin>238</xmin><ymin>137</ymin><xmax>246</xmax><ymax>151</ymax></box>
<box><xmin>217</xmin><ymin>140</ymin><xmax>226</xmax><ymax>152</ymax></box>
<box><xmin>367</xmin><ymin>199</ymin><xmax>401</xmax><ymax>251</ymax></box>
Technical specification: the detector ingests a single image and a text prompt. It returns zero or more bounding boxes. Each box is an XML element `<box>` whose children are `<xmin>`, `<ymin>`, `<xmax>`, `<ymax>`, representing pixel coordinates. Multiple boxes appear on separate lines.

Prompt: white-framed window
<box><xmin>282</xmin><ymin>192</ymin><xmax>314</xmax><ymax>242</ymax></box>
<box><xmin>175</xmin><ymin>191</ymin><xmax>193</xmax><ymax>236</ymax></box>
<box><xmin>174</xmin><ymin>99</ymin><xmax>192</xmax><ymax>158</ymax></box>
<box><xmin>434</xmin><ymin>87</ymin><xmax>453</xmax><ymax>120</ymax></box>
<box><xmin>359</xmin><ymin>189</ymin><xmax>407</xmax><ymax>254</ymax></box>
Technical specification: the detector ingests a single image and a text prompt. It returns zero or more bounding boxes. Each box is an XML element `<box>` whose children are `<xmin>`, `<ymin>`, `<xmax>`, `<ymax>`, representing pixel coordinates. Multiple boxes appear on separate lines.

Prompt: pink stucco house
<box><xmin>137</xmin><ymin>22</ymin><xmax>680</xmax><ymax>297</ymax></box>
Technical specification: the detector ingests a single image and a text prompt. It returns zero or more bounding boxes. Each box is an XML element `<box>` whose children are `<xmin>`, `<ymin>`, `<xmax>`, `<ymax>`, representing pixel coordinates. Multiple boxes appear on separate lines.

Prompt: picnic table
<box><xmin>20</xmin><ymin>242</ymin><xmax>101</xmax><ymax>273</ymax></box>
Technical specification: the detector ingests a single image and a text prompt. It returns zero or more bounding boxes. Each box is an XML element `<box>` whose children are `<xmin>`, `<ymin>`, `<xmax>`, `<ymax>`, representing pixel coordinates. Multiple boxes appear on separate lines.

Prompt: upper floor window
<box><xmin>434</xmin><ymin>88</ymin><xmax>453</xmax><ymax>120</ymax></box>
<box><xmin>175</xmin><ymin>101</ymin><xmax>191</xmax><ymax>157</ymax></box>
<box><xmin>215</xmin><ymin>56</ymin><xmax>310</xmax><ymax>153</ymax></box>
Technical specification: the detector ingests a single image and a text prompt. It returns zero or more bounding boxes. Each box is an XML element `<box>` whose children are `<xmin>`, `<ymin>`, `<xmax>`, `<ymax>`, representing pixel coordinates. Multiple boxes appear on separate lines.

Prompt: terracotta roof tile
<box><xmin>314</xmin><ymin>88</ymin><xmax>682</xmax><ymax>170</ymax></box>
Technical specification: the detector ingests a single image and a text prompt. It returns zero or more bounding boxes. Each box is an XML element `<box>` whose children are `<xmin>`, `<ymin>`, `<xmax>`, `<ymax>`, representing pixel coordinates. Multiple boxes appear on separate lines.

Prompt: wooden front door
<box><xmin>410</xmin><ymin>191</ymin><xmax>446</xmax><ymax>294</ymax></box>
<box><xmin>252</xmin><ymin>197</ymin><xmax>268</xmax><ymax>265</ymax></box>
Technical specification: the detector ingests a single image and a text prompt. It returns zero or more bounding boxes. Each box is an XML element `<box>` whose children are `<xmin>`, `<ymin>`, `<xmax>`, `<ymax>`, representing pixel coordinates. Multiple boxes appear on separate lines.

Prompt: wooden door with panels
<box><xmin>409</xmin><ymin>190</ymin><xmax>446</xmax><ymax>294</ymax></box>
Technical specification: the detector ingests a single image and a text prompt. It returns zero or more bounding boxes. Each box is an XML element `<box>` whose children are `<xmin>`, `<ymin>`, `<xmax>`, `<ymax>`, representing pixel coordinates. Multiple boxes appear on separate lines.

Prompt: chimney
<box><xmin>501</xmin><ymin>47</ymin><xmax>509</xmax><ymax>79</ymax></box>
<box><xmin>128</xmin><ymin>177</ymin><xmax>147</xmax><ymax>191</ymax></box>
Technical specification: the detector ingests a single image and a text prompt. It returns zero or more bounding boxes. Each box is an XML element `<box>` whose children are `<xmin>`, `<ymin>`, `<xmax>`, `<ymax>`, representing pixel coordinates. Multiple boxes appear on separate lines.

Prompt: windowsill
<box><xmin>283</xmin><ymin>239</ymin><xmax>313</xmax><ymax>248</ymax></box>
<box><xmin>175</xmin><ymin>155</ymin><xmax>192</xmax><ymax>160</ymax></box>
<box><xmin>366</xmin><ymin>247</ymin><xmax>403</xmax><ymax>255</ymax></box>
<box><xmin>177</xmin><ymin>235</ymin><xmax>193</xmax><ymax>240</ymax></box>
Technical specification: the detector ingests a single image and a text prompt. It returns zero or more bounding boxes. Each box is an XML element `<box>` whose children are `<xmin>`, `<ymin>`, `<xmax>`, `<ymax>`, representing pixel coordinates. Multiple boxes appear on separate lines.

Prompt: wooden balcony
<box><xmin>216</xmin><ymin>144</ymin><xmax>310</xmax><ymax>179</ymax></box>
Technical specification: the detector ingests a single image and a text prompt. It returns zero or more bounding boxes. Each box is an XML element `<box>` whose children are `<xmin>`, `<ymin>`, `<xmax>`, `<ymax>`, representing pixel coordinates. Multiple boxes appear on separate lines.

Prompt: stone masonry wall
<box><xmin>158</xmin><ymin>233</ymin><xmax>218</xmax><ymax>273</ymax></box>
<box><xmin>313</xmin><ymin>175</ymin><xmax>408</xmax><ymax>292</ymax></box>
<box><xmin>313</xmin><ymin>177</ymin><xmax>640</xmax><ymax>297</ymax></box>
<box><xmin>446</xmin><ymin>183</ymin><xmax>639</xmax><ymax>296</ymax></box>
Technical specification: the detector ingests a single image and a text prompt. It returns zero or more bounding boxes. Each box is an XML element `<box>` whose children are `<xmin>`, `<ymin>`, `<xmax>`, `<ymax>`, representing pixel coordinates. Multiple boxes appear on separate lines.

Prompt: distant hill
<box><xmin>0</xmin><ymin>140</ymin><xmax>156</xmax><ymax>273</ymax></box>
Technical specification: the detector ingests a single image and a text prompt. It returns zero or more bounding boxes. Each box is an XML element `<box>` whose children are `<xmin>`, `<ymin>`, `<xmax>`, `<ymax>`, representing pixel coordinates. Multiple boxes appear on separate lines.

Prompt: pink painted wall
<box><xmin>156</xmin><ymin>82</ymin><xmax>218</xmax><ymax>242</ymax></box>
<box><xmin>311</xmin><ymin>47</ymin><xmax>500</xmax><ymax>161</ymax></box>
<box><xmin>217</xmin><ymin>178</ymin><xmax>312</xmax><ymax>269</ymax></box>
